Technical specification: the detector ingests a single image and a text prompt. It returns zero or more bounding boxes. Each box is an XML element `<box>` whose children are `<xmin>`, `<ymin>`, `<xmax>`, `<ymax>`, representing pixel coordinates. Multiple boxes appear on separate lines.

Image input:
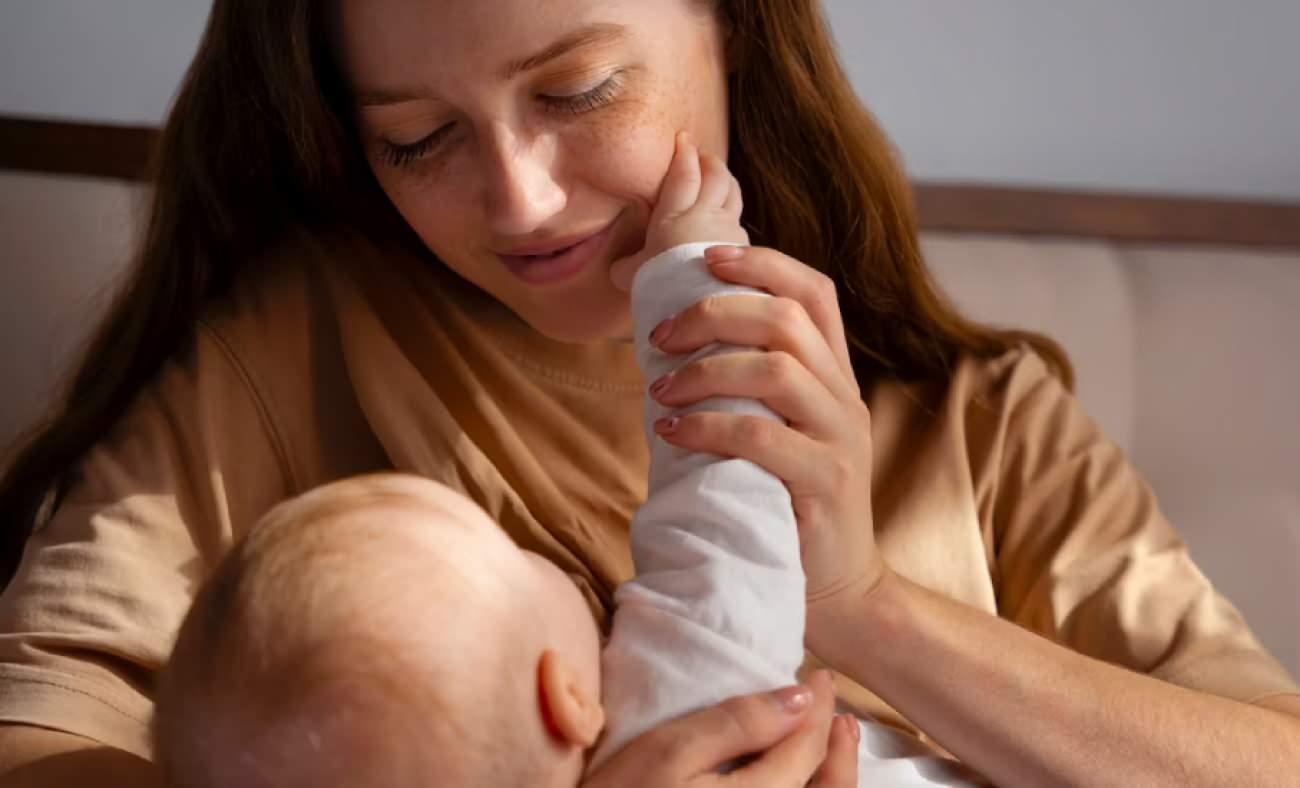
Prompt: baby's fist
<box><xmin>610</xmin><ymin>132</ymin><xmax>747</xmax><ymax>291</ymax></box>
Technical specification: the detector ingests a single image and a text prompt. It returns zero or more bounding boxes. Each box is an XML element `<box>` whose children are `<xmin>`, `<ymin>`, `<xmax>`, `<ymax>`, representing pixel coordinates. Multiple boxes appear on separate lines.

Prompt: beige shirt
<box><xmin>1</xmin><ymin>230</ymin><xmax>1295</xmax><ymax>760</ymax></box>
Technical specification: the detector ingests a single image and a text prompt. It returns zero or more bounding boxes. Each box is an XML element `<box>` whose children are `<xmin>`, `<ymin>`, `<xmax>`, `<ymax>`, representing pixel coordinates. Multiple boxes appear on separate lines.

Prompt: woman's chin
<box><xmin>524</xmin><ymin>307</ymin><xmax>635</xmax><ymax>346</ymax></box>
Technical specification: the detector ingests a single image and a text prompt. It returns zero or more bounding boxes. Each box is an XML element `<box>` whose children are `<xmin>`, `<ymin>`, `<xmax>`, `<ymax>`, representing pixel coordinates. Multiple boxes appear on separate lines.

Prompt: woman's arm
<box><xmin>635</xmin><ymin>243</ymin><xmax>1299</xmax><ymax>784</ymax></box>
<box><xmin>0</xmin><ymin>726</ymin><xmax>161</xmax><ymax>788</ymax></box>
<box><xmin>817</xmin><ymin>571</ymin><xmax>1300</xmax><ymax>788</ymax></box>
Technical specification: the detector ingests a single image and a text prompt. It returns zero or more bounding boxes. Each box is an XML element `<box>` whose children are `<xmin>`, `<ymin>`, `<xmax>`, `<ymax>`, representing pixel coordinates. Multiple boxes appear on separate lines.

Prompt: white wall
<box><xmin>824</xmin><ymin>0</ymin><xmax>1300</xmax><ymax>200</ymax></box>
<box><xmin>0</xmin><ymin>0</ymin><xmax>210</xmax><ymax>125</ymax></box>
<box><xmin>2</xmin><ymin>0</ymin><xmax>1298</xmax><ymax>199</ymax></box>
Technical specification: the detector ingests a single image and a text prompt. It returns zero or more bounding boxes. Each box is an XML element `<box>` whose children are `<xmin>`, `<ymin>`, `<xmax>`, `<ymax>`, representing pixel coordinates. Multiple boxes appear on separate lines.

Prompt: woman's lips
<box><xmin>499</xmin><ymin>220</ymin><xmax>617</xmax><ymax>285</ymax></box>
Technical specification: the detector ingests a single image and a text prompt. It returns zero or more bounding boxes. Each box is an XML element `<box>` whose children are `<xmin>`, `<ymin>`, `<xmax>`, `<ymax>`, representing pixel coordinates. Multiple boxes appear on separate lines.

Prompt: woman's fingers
<box><xmin>651</xmin><ymin>294</ymin><xmax>859</xmax><ymax>405</ymax></box>
<box><xmin>670</xmin><ymin>683</ymin><xmax>818</xmax><ymax>777</ymax></box>
<box><xmin>807</xmin><ymin>714</ymin><xmax>861</xmax><ymax>787</ymax></box>
<box><xmin>656</xmin><ymin>131</ymin><xmax>704</xmax><ymax>218</ymax></box>
<box><xmin>654</xmin><ymin>409</ymin><xmax>830</xmax><ymax>495</ymax></box>
<box><xmin>582</xmin><ymin>682</ymin><xmax>816</xmax><ymax>786</ymax></box>
<box><xmin>720</xmin><ymin>671</ymin><xmax>837</xmax><ymax>786</ymax></box>
<box><xmin>702</xmin><ymin>246</ymin><xmax>858</xmax><ymax>391</ymax></box>
<box><xmin>651</xmin><ymin>349</ymin><xmax>843</xmax><ymax>440</ymax></box>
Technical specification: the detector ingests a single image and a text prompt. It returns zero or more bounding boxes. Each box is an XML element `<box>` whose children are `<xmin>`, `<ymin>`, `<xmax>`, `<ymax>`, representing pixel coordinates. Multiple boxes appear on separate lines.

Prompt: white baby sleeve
<box><xmin>591</xmin><ymin>242</ymin><xmax>805</xmax><ymax>768</ymax></box>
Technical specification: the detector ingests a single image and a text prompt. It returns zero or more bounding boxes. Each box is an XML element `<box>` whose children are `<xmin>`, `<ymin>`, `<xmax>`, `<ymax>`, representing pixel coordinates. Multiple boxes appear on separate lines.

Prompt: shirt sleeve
<box><xmin>0</xmin><ymin>322</ymin><xmax>294</xmax><ymax>760</ymax></box>
<box><xmin>988</xmin><ymin>350</ymin><xmax>1299</xmax><ymax>703</ymax></box>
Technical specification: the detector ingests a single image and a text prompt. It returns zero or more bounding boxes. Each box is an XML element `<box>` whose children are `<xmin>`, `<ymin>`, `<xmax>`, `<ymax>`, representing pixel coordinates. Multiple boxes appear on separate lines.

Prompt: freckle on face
<box><xmin>343</xmin><ymin>0</ymin><xmax>732</xmax><ymax>343</ymax></box>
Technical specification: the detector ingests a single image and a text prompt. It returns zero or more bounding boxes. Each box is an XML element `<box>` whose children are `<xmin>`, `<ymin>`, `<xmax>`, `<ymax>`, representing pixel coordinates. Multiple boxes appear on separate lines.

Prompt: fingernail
<box><xmin>847</xmin><ymin>715</ymin><xmax>860</xmax><ymax>742</ymax></box>
<box><xmin>650</xmin><ymin>316</ymin><xmax>676</xmax><ymax>347</ymax></box>
<box><xmin>653</xmin><ymin>416</ymin><xmax>679</xmax><ymax>435</ymax></box>
<box><xmin>705</xmin><ymin>245</ymin><xmax>743</xmax><ymax>264</ymax></box>
<box><xmin>772</xmin><ymin>684</ymin><xmax>813</xmax><ymax>714</ymax></box>
<box><xmin>649</xmin><ymin>373</ymin><xmax>674</xmax><ymax>397</ymax></box>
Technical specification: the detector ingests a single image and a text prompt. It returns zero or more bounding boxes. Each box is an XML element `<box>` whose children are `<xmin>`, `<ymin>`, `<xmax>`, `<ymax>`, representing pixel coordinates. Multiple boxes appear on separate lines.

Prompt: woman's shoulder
<box><xmin>871</xmin><ymin>343</ymin><xmax>1065</xmax><ymax>427</ymax></box>
<box><xmin>196</xmin><ymin>226</ymin><xmax>424</xmax><ymax>373</ymax></box>
<box><xmin>193</xmin><ymin>227</ymin><xmax>394</xmax><ymax>486</ymax></box>
<box><xmin>867</xmin><ymin>343</ymin><xmax>1088</xmax><ymax>511</ymax></box>
<box><xmin>199</xmin><ymin>228</ymin><xmax>358</xmax><ymax>350</ymax></box>
<box><xmin>953</xmin><ymin>343</ymin><xmax>1065</xmax><ymax>418</ymax></box>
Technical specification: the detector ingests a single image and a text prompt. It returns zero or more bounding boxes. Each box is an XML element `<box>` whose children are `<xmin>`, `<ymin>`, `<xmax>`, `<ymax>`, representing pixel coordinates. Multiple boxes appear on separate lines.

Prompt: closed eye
<box><xmin>379</xmin><ymin>71</ymin><xmax>626</xmax><ymax>170</ymax></box>
<box><xmin>540</xmin><ymin>71</ymin><xmax>625</xmax><ymax>115</ymax></box>
<box><xmin>380</xmin><ymin>125</ymin><xmax>453</xmax><ymax>168</ymax></box>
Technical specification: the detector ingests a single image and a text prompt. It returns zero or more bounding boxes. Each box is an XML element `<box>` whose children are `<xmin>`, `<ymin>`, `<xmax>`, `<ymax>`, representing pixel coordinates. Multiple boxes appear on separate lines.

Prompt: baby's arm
<box><xmin>592</xmin><ymin>242</ymin><xmax>806</xmax><ymax>766</ymax></box>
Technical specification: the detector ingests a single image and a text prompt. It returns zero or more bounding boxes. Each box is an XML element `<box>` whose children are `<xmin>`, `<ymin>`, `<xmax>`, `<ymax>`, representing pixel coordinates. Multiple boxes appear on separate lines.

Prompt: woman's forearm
<box><xmin>0</xmin><ymin>726</ymin><xmax>161</xmax><ymax>788</ymax></box>
<box><xmin>814</xmin><ymin>570</ymin><xmax>1300</xmax><ymax>788</ymax></box>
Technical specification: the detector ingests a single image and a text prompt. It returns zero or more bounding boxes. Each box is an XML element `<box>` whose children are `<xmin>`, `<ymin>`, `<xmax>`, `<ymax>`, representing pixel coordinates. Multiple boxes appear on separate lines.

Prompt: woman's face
<box><xmin>335</xmin><ymin>0</ymin><xmax>732</xmax><ymax>343</ymax></box>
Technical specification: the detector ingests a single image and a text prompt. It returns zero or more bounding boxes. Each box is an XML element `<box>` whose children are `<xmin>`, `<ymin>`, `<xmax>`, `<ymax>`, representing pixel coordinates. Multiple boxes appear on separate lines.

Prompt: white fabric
<box><xmin>593</xmin><ymin>242</ymin><xmax>985</xmax><ymax>785</ymax></box>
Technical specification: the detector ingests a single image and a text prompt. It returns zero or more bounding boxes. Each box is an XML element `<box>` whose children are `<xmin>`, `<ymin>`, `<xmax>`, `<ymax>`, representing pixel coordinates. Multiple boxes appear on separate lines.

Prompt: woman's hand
<box><xmin>582</xmin><ymin>671</ymin><xmax>859</xmax><ymax>787</ymax></box>
<box><xmin>645</xmin><ymin>238</ymin><xmax>888</xmax><ymax>646</ymax></box>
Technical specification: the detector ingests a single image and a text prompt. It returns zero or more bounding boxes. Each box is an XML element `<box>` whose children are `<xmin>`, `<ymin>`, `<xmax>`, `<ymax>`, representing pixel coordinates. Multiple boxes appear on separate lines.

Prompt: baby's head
<box><xmin>154</xmin><ymin>474</ymin><xmax>605</xmax><ymax>787</ymax></box>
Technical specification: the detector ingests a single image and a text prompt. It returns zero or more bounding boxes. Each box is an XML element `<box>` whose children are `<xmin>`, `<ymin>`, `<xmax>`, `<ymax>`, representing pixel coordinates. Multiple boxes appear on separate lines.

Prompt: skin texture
<box><xmin>335</xmin><ymin>0</ymin><xmax>732</xmax><ymax>344</ymax></box>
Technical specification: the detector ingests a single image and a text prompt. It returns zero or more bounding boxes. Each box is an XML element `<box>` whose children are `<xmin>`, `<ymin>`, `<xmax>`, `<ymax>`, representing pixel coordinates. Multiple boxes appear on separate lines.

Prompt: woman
<box><xmin>1</xmin><ymin>0</ymin><xmax>1297</xmax><ymax>785</ymax></box>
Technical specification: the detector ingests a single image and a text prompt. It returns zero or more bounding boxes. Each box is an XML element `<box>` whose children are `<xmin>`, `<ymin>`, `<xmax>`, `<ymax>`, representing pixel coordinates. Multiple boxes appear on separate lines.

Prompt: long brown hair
<box><xmin>0</xmin><ymin>0</ymin><xmax>1071</xmax><ymax>588</ymax></box>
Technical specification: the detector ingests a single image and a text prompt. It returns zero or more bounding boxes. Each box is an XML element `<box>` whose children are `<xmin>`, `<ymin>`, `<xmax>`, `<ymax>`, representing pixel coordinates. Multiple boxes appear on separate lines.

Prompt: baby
<box><xmin>153</xmin><ymin>133</ymin><xmax>984</xmax><ymax>787</ymax></box>
<box><xmin>153</xmin><ymin>473</ymin><xmax>606</xmax><ymax>787</ymax></box>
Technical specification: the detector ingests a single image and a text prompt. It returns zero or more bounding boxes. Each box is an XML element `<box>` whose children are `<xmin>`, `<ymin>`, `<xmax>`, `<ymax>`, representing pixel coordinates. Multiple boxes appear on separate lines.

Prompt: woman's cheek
<box><xmin>568</xmin><ymin>91</ymin><xmax>687</xmax><ymax>205</ymax></box>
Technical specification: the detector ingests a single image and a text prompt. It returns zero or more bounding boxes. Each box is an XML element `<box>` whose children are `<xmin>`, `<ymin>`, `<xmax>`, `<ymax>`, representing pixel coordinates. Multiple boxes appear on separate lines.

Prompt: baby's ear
<box><xmin>537</xmin><ymin>649</ymin><xmax>606</xmax><ymax>748</ymax></box>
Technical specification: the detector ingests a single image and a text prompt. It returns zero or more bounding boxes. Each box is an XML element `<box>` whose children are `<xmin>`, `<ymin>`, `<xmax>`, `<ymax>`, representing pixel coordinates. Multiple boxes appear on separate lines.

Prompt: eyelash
<box><xmin>380</xmin><ymin>73</ymin><xmax>624</xmax><ymax>169</ymax></box>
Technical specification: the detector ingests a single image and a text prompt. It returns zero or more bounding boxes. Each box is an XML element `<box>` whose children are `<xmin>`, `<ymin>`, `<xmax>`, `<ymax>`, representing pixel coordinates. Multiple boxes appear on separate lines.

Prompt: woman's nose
<box><xmin>481</xmin><ymin>125</ymin><xmax>567</xmax><ymax>237</ymax></box>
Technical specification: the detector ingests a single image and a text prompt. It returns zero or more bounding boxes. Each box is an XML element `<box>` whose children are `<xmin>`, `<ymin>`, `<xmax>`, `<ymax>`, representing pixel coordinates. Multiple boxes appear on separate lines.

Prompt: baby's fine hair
<box><xmin>152</xmin><ymin>475</ymin><xmax>547</xmax><ymax>787</ymax></box>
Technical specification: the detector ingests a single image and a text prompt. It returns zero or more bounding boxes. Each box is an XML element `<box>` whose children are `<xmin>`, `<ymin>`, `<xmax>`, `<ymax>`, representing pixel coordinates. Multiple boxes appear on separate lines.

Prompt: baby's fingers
<box><xmin>723</xmin><ymin>174</ymin><xmax>744</xmax><ymax>217</ymax></box>
<box><xmin>697</xmin><ymin>151</ymin><xmax>734</xmax><ymax>211</ymax></box>
<box><xmin>655</xmin><ymin>131</ymin><xmax>703</xmax><ymax>218</ymax></box>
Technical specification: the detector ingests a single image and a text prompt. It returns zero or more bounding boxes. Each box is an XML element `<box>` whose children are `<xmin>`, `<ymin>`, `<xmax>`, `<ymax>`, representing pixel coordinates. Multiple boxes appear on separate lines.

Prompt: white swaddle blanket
<box><xmin>592</xmin><ymin>242</ymin><xmax>986</xmax><ymax>786</ymax></box>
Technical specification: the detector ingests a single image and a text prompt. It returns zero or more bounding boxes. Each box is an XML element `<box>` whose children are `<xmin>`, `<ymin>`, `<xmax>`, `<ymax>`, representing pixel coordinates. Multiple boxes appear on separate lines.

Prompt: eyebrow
<box><xmin>354</xmin><ymin>22</ymin><xmax>630</xmax><ymax>108</ymax></box>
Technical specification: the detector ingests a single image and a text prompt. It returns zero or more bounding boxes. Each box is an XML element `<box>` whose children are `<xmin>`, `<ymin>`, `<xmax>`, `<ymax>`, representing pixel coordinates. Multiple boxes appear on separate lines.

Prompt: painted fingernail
<box><xmin>705</xmin><ymin>245</ymin><xmax>743</xmax><ymax>263</ymax></box>
<box><xmin>849</xmin><ymin>715</ymin><xmax>861</xmax><ymax>742</ymax></box>
<box><xmin>649</xmin><ymin>373</ymin><xmax>674</xmax><ymax>397</ymax></box>
<box><xmin>650</xmin><ymin>316</ymin><xmax>676</xmax><ymax>347</ymax></box>
<box><xmin>654</xmin><ymin>416</ymin><xmax>679</xmax><ymax>435</ymax></box>
<box><xmin>772</xmin><ymin>684</ymin><xmax>813</xmax><ymax>714</ymax></box>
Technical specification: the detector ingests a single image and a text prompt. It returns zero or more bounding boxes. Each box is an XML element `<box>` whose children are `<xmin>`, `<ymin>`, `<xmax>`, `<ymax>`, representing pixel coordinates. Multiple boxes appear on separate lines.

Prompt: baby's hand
<box><xmin>609</xmin><ymin>131</ymin><xmax>749</xmax><ymax>292</ymax></box>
